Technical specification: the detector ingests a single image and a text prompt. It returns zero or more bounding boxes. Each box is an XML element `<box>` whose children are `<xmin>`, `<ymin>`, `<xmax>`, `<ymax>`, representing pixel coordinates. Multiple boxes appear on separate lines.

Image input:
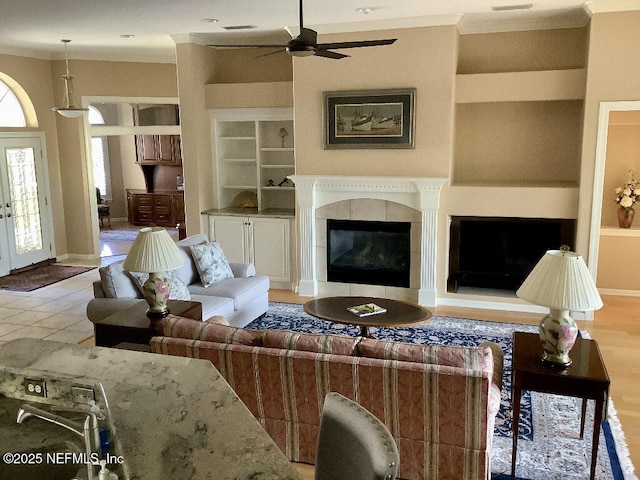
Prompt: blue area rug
<box><xmin>246</xmin><ymin>302</ymin><xmax>637</xmax><ymax>480</ymax></box>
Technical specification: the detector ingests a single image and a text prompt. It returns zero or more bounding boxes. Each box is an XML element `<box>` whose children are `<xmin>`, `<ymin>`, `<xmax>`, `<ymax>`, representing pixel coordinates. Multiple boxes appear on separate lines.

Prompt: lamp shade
<box><xmin>123</xmin><ymin>227</ymin><xmax>184</xmax><ymax>273</ymax></box>
<box><xmin>516</xmin><ymin>249</ymin><xmax>603</xmax><ymax>311</ymax></box>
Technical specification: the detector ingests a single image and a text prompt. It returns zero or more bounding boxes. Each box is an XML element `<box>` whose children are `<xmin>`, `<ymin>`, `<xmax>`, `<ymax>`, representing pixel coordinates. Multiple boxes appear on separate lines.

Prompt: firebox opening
<box><xmin>327</xmin><ymin>219</ymin><xmax>411</xmax><ymax>288</ymax></box>
<box><xmin>447</xmin><ymin>216</ymin><xmax>576</xmax><ymax>293</ymax></box>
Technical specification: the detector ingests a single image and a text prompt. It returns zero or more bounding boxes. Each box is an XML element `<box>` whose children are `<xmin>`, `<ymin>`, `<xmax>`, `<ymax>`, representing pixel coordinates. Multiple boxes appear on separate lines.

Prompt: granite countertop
<box><xmin>202</xmin><ymin>207</ymin><xmax>295</xmax><ymax>218</ymax></box>
<box><xmin>0</xmin><ymin>339</ymin><xmax>301</xmax><ymax>480</ymax></box>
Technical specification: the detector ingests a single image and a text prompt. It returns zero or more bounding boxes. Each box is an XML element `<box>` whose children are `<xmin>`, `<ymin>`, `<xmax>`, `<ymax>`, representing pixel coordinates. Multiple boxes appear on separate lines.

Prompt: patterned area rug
<box><xmin>99</xmin><ymin>228</ymin><xmax>178</xmax><ymax>242</ymax></box>
<box><xmin>246</xmin><ymin>302</ymin><xmax>637</xmax><ymax>480</ymax></box>
<box><xmin>0</xmin><ymin>264</ymin><xmax>94</xmax><ymax>292</ymax></box>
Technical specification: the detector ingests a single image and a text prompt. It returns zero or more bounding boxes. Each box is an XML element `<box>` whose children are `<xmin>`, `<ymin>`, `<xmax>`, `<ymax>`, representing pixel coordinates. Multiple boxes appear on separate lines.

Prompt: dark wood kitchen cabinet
<box><xmin>135</xmin><ymin>135</ymin><xmax>182</xmax><ymax>165</ymax></box>
<box><xmin>127</xmin><ymin>190</ymin><xmax>185</xmax><ymax>227</ymax></box>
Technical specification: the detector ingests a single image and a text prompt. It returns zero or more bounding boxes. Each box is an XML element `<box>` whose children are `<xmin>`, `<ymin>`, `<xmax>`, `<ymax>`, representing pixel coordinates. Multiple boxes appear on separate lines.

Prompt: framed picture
<box><xmin>324</xmin><ymin>88</ymin><xmax>416</xmax><ymax>149</ymax></box>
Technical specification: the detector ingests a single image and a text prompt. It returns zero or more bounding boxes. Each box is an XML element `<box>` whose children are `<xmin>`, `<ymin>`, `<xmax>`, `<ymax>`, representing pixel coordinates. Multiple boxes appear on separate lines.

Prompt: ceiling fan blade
<box><xmin>315</xmin><ymin>50</ymin><xmax>349</xmax><ymax>59</ymax></box>
<box><xmin>207</xmin><ymin>44</ymin><xmax>288</xmax><ymax>49</ymax></box>
<box><xmin>317</xmin><ymin>39</ymin><xmax>397</xmax><ymax>50</ymax></box>
<box><xmin>254</xmin><ymin>49</ymin><xmax>286</xmax><ymax>59</ymax></box>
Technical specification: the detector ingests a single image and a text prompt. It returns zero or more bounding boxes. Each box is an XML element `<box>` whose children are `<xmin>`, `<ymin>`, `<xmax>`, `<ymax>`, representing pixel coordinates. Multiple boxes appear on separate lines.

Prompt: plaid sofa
<box><xmin>150</xmin><ymin>315</ymin><xmax>504</xmax><ymax>480</ymax></box>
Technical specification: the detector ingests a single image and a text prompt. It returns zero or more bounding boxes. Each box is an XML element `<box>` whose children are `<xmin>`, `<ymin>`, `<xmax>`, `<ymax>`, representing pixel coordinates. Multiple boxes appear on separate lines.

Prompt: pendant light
<box><xmin>52</xmin><ymin>39</ymin><xmax>89</xmax><ymax>118</ymax></box>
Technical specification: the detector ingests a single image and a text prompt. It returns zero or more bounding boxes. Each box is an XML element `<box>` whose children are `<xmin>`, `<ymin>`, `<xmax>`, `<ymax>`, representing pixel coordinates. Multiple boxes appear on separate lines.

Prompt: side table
<box><xmin>93</xmin><ymin>300</ymin><xmax>202</xmax><ymax>348</ymax></box>
<box><xmin>511</xmin><ymin>331</ymin><xmax>610</xmax><ymax>480</ymax></box>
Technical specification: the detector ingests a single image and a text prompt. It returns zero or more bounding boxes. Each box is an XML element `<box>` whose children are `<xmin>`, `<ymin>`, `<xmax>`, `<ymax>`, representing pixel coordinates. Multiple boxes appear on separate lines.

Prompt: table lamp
<box><xmin>123</xmin><ymin>227</ymin><xmax>184</xmax><ymax>319</ymax></box>
<box><xmin>516</xmin><ymin>245</ymin><xmax>603</xmax><ymax>368</ymax></box>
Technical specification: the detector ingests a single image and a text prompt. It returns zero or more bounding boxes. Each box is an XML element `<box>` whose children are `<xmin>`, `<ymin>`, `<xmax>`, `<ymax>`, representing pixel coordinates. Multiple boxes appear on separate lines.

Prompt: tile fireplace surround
<box><xmin>290</xmin><ymin>175</ymin><xmax>447</xmax><ymax>306</ymax></box>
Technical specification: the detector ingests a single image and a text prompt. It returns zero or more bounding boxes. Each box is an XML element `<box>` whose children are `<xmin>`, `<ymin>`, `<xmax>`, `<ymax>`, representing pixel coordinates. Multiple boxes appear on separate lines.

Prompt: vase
<box><xmin>617</xmin><ymin>207</ymin><xmax>635</xmax><ymax>228</ymax></box>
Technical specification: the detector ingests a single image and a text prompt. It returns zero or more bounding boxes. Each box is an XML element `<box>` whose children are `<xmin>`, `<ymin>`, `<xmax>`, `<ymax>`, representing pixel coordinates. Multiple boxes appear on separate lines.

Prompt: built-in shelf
<box><xmin>212</xmin><ymin>108</ymin><xmax>295</xmax><ymax>212</ymax></box>
<box><xmin>456</xmin><ymin>69</ymin><xmax>586</xmax><ymax>103</ymax></box>
<box><xmin>600</xmin><ymin>226</ymin><xmax>640</xmax><ymax>237</ymax></box>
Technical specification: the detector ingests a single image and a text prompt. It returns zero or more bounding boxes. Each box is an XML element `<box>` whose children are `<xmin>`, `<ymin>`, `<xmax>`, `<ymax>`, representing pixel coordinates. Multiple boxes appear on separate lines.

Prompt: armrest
<box><xmin>92</xmin><ymin>280</ymin><xmax>106</xmax><ymax>298</ymax></box>
<box><xmin>229</xmin><ymin>262</ymin><xmax>256</xmax><ymax>278</ymax></box>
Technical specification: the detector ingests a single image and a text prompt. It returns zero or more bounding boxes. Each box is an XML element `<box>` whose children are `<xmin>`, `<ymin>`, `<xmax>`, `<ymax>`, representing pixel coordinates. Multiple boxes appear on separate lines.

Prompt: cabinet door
<box><xmin>173</xmin><ymin>193</ymin><xmax>185</xmax><ymax>224</ymax></box>
<box><xmin>250</xmin><ymin>217</ymin><xmax>290</xmax><ymax>283</ymax></box>
<box><xmin>209</xmin><ymin>216</ymin><xmax>248</xmax><ymax>264</ymax></box>
<box><xmin>170</xmin><ymin>135</ymin><xmax>182</xmax><ymax>165</ymax></box>
<box><xmin>135</xmin><ymin>135</ymin><xmax>158</xmax><ymax>163</ymax></box>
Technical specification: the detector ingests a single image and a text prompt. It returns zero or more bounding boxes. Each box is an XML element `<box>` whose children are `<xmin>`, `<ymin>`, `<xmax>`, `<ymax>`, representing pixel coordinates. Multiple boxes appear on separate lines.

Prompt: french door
<box><xmin>0</xmin><ymin>136</ymin><xmax>52</xmax><ymax>275</ymax></box>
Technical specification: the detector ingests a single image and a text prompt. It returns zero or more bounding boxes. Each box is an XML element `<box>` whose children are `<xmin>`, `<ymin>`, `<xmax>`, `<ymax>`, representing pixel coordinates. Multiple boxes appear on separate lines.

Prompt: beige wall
<box><xmin>1</xmin><ymin>55</ymin><xmax>178</xmax><ymax>258</ymax></box>
<box><xmin>52</xmin><ymin>59</ymin><xmax>178</xmax><ymax>255</ymax></box>
<box><xmin>579</xmin><ymin>11</ymin><xmax>640</xmax><ymax>257</ymax></box>
<box><xmin>0</xmin><ymin>54</ymin><xmax>67</xmax><ymax>256</ymax></box>
<box><xmin>293</xmin><ymin>26</ymin><xmax>457</xmax><ymax>178</ymax></box>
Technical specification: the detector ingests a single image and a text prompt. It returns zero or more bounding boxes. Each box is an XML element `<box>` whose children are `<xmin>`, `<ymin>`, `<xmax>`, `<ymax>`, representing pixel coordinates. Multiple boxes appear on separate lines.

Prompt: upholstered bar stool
<box><xmin>315</xmin><ymin>392</ymin><xmax>399</xmax><ymax>480</ymax></box>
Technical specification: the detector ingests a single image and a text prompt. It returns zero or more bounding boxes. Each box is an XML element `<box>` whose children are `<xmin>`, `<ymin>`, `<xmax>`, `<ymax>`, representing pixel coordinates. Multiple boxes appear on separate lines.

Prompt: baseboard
<box><xmin>599</xmin><ymin>288</ymin><xmax>640</xmax><ymax>297</ymax></box>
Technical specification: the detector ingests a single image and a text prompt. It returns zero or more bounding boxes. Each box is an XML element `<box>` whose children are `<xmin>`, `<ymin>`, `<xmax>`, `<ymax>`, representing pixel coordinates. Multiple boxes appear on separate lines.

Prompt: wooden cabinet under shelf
<box><xmin>127</xmin><ymin>190</ymin><xmax>185</xmax><ymax>227</ymax></box>
<box><xmin>206</xmin><ymin>212</ymin><xmax>294</xmax><ymax>289</ymax></box>
<box><xmin>135</xmin><ymin>134</ymin><xmax>182</xmax><ymax>165</ymax></box>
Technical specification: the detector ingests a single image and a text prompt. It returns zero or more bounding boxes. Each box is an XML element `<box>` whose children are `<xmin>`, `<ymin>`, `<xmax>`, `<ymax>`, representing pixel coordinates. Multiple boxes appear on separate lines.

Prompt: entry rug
<box><xmin>246</xmin><ymin>302</ymin><xmax>637</xmax><ymax>480</ymax></box>
<box><xmin>0</xmin><ymin>264</ymin><xmax>94</xmax><ymax>292</ymax></box>
<box><xmin>99</xmin><ymin>228</ymin><xmax>178</xmax><ymax>243</ymax></box>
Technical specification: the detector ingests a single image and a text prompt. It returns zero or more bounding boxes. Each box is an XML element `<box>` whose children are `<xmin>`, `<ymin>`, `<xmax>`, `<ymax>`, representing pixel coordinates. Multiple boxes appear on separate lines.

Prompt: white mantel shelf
<box><xmin>289</xmin><ymin>175</ymin><xmax>448</xmax><ymax>307</ymax></box>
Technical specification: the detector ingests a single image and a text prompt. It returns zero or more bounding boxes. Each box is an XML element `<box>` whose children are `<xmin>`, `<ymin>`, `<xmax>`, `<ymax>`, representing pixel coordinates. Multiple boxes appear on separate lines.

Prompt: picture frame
<box><xmin>323</xmin><ymin>88</ymin><xmax>416</xmax><ymax>149</ymax></box>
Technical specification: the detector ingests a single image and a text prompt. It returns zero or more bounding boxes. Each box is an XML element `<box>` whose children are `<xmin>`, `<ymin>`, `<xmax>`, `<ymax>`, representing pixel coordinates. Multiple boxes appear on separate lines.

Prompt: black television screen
<box><xmin>448</xmin><ymin>217</ymin><xmax>576</xmax><ymax>292</ymax></box>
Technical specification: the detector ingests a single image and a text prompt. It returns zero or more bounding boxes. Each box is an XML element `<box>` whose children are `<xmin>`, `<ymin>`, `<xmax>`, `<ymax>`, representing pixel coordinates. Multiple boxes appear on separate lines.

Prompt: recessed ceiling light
<box><xmin>491</xmin><ymin>3</ymin><xmax>533</xmax><ymax>11</ymax></box>
<box><xmin>120</xmin><ymin>34</ymin><xmax>135</xmax><ymax>39</ymax></box>
<box><xmin>202</xmin><ymin>18</ymin><xmax>219</xmax><ymax>23</ymax></box>
<box><xmin>356</xmin><ymin>7</ymin><xmax>373</xmax><ymax>14</ymax></box>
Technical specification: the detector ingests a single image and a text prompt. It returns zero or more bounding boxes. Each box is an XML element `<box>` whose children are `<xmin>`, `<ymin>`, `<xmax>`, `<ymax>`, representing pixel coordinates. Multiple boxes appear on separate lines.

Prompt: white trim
<box><xmin>289</xmin><ymin>175</ymin><xmax>447</xmax><ymax>307</ymax></box>
<box><xmin>588</xmin><ymin>101</ymin><xmax>640</xmax><ymax>282</ymax></box>
<box><xmin>598</xmin><ymin>288</ymin><xmax>640</xmax><ymax>297</ymax></box>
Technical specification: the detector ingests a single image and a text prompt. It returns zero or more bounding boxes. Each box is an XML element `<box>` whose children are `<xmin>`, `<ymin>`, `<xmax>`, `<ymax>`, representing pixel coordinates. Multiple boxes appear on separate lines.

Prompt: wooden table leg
<box><xmin>580</xmin><ymin>397</ymin><xmax>588</xmax><ymax>439</ymax></box>
<box><xmin>590</xmin><ymin>393</ymin><xmax>605</xmax><ymax>480</ymax></box>
<box><xmin>511</xmin><ymin>376</ymin><xmax>522</xmax><ymax>477</ymax></box>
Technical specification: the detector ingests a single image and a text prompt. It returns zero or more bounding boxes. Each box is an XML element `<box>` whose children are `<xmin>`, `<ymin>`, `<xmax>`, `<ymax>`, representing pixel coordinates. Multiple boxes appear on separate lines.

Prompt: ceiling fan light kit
<box><xmin>208</xmin><ymin>0</ymin><xmax>396</xmax><ymax>60</ymax></box>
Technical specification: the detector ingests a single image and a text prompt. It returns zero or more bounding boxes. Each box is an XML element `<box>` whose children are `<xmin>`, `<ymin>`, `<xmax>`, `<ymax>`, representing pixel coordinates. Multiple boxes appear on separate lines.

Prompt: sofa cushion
<box><xmin>129</xmin><ymin>270</ymin><xmax>192</xmax><ymax>301</ymax></box>
<box><xmin>162</xmin><ymin>315</ymin><xmax>262</xmax><ymax>346</ymax></box>
<box><xmin>262</xmin><ymin>330</ymin><xmax>360</xmax><ymax>355</ymax></box>
<box><xmin>189</xmin><ymin>275</ymin><xmax>269</xmax><ymax>311</ymax></box>
<box><xmin>174</xmin><ymin>234</ymin><xmax>208</xmax><ymax>286</ymax></box>
<box><xmin>189</xmin><ymin>294</ymin><xmax>235</xmax><ymax>320</ymax></box>
<box><xmin>190</xmin><ymin>242</ymin><xmax>234</xmax><ymax>287</ymax></box>
<box><xmin>99</xmin><ymin>261</ymin><xmax>141</xmax><ymax>299</ymax></box>
<box><xmin>358</xmin><ymin>338</ymin><xmax>496</xmax><ymax>371</ymax></box>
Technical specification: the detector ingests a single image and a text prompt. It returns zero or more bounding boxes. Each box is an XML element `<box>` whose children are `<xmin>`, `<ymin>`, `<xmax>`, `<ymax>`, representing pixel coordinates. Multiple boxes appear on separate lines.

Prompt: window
<box><xmin>0</xmin><ymin>79</ymin><xmax>26</xmax><ymax>127</ymax></box>
<box><xmin>88</xmin><ymin>106</ymin><xmax>111</xmax><ymax>199</ymax></box>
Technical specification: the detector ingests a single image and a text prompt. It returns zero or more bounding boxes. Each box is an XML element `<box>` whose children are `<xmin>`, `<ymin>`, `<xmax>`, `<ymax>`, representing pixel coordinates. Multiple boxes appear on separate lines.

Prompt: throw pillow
<box><xmin>99</xmin><ymin>261</ymin><xmax>141</xmax><ymax>299</ymax></box>
<box><xmin>189</xmin><ymin>241</ymin><xmax>234</xmax><ymax>288</ymax></box>
<box><xmin>129</xmin><ymin>270</ymin><xmax>191</xmax><ymax>301</ymax></box>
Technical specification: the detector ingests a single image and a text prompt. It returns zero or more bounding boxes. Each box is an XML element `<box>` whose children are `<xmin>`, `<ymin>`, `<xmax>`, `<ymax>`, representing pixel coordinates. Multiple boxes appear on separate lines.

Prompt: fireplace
<box><xmin>290</xmin><ymin>175</ymin><xmax>447</xmax><ymax>306</ymax></box>
<box><xmin>327</xmin><ymin>219</ymin><xmax>411</xmax><ymax>288</ymax></box>
<box><xmin>447</xmin><ymin>216</ymin><xmax>576</xmax><ymax>292</ymax></box>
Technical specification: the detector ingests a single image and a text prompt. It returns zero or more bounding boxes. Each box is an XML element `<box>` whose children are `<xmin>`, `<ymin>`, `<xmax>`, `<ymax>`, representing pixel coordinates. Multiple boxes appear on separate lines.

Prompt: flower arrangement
<box><xmin>615</xmin><ymin>170</ymin><xmax>639</xmax><ymax>210</ymax></box>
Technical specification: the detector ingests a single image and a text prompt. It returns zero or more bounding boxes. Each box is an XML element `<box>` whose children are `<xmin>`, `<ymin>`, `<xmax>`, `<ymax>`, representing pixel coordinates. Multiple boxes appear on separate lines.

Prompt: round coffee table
<box><xmin>303</xmin><ymin>296</ymin><xmax>432</xmax><ymax>337</ymax></box>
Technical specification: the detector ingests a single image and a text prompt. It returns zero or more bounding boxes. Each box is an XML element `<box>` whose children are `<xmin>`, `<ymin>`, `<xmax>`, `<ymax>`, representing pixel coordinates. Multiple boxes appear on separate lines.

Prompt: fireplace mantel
<box><xmin>289</xmin><ymin>175</ymin><xmax>448</xmax><ymax>306</ymax></box>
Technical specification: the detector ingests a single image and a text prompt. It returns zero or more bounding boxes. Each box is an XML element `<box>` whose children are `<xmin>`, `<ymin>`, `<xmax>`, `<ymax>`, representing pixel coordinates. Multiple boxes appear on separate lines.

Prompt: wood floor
<box><xmin>268</xmin><ymin>290</ymin><xmax>640</xmax><ymax>479</ymax></box>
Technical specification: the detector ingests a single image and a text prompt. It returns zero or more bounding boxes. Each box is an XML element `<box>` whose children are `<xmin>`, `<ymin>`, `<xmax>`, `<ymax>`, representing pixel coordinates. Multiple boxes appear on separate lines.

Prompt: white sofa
<box><xmin>86</xmin><ymin>234</ymin><xmax>269</xmax><ymax>327</ymax></box>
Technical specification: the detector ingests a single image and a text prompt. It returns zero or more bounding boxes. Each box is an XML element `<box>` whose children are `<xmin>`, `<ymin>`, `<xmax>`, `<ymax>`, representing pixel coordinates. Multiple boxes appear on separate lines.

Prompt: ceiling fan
<box><xmin>207</xmin><ymin>0</ymin><xmax>397</xmax><ymax>59</ymax></box>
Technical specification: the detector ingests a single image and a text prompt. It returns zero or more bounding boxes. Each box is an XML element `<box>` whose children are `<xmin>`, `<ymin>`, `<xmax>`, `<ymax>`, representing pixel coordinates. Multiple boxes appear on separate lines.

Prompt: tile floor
<box><xmin>0</xmin><ymin>221</ymin><xmax>137</xmax><ymax>347</ymax></box>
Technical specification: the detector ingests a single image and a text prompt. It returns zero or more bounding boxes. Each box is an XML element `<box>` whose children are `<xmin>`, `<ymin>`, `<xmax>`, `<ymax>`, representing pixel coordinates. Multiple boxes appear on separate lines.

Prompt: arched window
<box><xmin>88</xmin><ymin>106</ymin><xmax>112</xmax><ymax>199</ymax></box>
<box><xmin>0</xmin><ymin>79</ymin><xmax>27</xmax><ymax>127</ymax></box>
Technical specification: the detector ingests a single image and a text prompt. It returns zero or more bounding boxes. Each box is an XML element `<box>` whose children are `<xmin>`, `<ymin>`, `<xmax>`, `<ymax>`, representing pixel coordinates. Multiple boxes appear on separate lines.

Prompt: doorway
<box><xmin>0</xmin><ymin>135</ymin><xmax>53</xmax><ymax>275</ymax></box>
